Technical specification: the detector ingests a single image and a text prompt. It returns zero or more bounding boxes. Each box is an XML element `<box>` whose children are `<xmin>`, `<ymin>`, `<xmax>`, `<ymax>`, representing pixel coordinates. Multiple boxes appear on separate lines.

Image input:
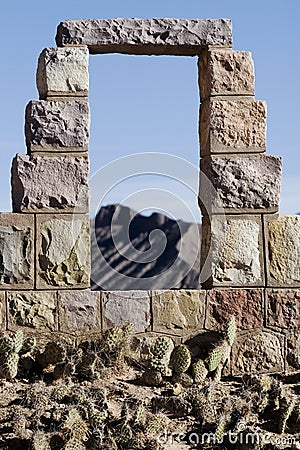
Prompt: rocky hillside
<box><xmin>91</xmin><ymin>204</ymin><xmax>201</xmax><ymax>290</ymax></box>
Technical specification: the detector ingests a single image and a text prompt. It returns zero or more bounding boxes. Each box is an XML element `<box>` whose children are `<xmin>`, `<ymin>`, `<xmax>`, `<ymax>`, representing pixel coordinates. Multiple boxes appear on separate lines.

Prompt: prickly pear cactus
<box><xmin>13</xmin><ymin>330</ymin><xmax>24</xmax><ymax>353</ymax></box>
<box><xmin>21</xmin><ymin>336</ymin><xmax>36</xmax><ymax>355</ymax></box>
<box><xmin>0</xmin><ymin>330</ymin><xmax>25</xmax><ymax>380</ymax></box>
<box><xmin>104</xmin><ymin>326</ymin><xmax>124</xmax><ymax>352</ymax></box>
<box><xmin>149</xmin><ymin>337</ymin><xmax>171</xmax><ymax>373</ymax></box>
<box><xmin>226</xmin><ymin>316</ymin><xmax>236</xmax><ymax>347</ymax></box>
<box><xmin>169</xmin><ymin>345</ymin><xmax>191</xmax><ymax>374</ymax></box>
<box><xmin>208</xmin><ymin>344</ymin><xmax>226</xmax><ymax>373</ymax></box>
<box><xmin>3</xmin><ymin>351</ymin><xmax>20</xmax><ymax>380</ymax></box>
<box><xmin>192</xmin><ymin>359</ymin><xmax>208</xmax><ymax>383</ymax></box>
<box><xmin>141</xmin><ymin>369</ymin><xmax>163</xmax><ymax>387</ymax></box>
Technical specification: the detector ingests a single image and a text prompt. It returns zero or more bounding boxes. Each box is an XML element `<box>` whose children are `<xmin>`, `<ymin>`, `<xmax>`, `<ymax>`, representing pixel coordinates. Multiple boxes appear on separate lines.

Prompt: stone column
<box><xmin>198</xmin><ymin>48</ymin><xmax>282</xmax><ymax>289</ymax></box>
<box><xmin>11</xmin><ymin>46</ymin><xmax>91</xmax><ymax>290</ymax></box>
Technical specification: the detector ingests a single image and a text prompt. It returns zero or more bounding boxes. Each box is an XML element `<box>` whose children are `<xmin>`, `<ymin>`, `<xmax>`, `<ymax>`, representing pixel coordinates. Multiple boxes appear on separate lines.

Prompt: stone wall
<box><xmin>0</xmin><ymin>18</ymin><xmax>299</xmax><ymax>376</ymax></box>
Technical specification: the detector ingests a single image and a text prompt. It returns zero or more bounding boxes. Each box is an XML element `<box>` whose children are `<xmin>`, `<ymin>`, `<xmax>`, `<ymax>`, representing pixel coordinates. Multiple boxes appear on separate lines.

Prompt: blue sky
<box><xmin>1</xmin><ymin>0</ymin><xmax>299</xmax><ymax>221</ymax></box>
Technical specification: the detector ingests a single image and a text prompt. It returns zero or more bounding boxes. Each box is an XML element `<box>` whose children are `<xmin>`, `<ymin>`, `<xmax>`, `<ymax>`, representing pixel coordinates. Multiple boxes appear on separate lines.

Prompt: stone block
<box><xmin>11</xmin><ymin>153</ymin><xmax>89</xmax><ymax>213</ymax></box>
<box><xmin>25</xmin><ymin>100</ymin><xmax>90</xmax><ymax>152</ymax></box>
<box><xmin>200</xmin><ymin>98</ymin><xmax>266</xmax><ymax>156</ymax></box>
<box><xmin>0</xmin><ymin>292</ymin><xmax>6</xmax><ymax>330</ymax></box>
<box><xmin>200</xmin><ymin>154</ymin><xmax>282</xmax><ymax>214</ymax></box>
<box><xmin>286</xmin><ymin>331</ymin><xmax>300</xmax><ymax>372</ymax></box>
<box><xmin>264</xmin><ymin>215</ymin><xmax>300</xmax><ymax>287</ymax></box>
<box><xmin>36</xmin><ymin>214</ymin><xmax>91</xmax><ymax>289</ymax></box>
<box><xmin>201</xmin><ymin>215</ymin><xmax>264</xmax><ymax>288</ymax></box>
<box><xmin>58</xmin><ymin>291</ymin><xmax>100</xmax><ymax>334</ymax></box>
<box><xmin>152</xmin><ymin>289</ymin><xmax>206</xmax><ymax>335</ymax></box>
<box><xmin>102</xmin><ymin>290</ymin><xmax>151</xmax><ymax>333</ymax></box>
<box><xmin>267</xmin><ymin>289</ymin><xmax>300</xmax><ymax>329</ymax></box>
<box><xmin>7</xmin><ymin>291</ymin><xmax>57</xmax><ymax>331</ymax></box>
<box><xmin>0</xmin><ymin>214</ymin><xmax>34</xmax><ymax>289</ymax></box>
<box><xmin>198</xmin><ymin>49</ymin><xmax>255</xmax><ymax>100</ymax></box>
<box><xmin>206</xmin><ymin>289</ymin><xmax>264</xmax><ymax>331</ymax></box>
<box><xmin>231</xmin><ymin>330</ymin><xmax>284</xmax><ymax>375</ymax></box>
<box><xmin>56</xmin><ymin>18</ymin><xmax>232</xmax><ymax>55</ymax></box>
<box><xmin>36</xmin><ymin>47</ymin><xmax>89</xmax><ymax>99</ymax></box>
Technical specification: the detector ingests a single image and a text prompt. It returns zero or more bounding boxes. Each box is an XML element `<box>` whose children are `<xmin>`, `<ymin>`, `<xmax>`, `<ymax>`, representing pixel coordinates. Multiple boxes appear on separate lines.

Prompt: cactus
<box><xmin>279</xmin><ymin>397</ymin><xmax>295</xmax><ymax>434</ymax></box>
<box><xmin>215</xmin><ymin>416</ymin><xmax>227</xmax><ymax>443</ymax></box>
<box><xmin>149</xmin><ymin>337</ymin><xmax>170</xmax><ymax>373</ymax></box>
<box><xmin>76</xmin><ymin>351</ymin><xmax>99</xmax><ymax>381</ymax></box>
<box><xmin>145</xmin><ymin>413</ymin><xmax>168</xmax><ymax>437</ymax></box>
<box><xmin>226</xmin><ymin>316</ymin><xmax>236</xmax><ymax>347</ymax></box>
<box><xmin>63</xmin><ymin>408</ymin><xmax>89</xmax><ymax>448</ymax></box>
<box><xmin>169</xmin><ymin>345</ymin><xmax>191</xmax><ymax>374</ymax></box>
<box><xmin>208</xmin><ymin>344</ymin><xmax>225</xmax><ymax>373</ymax></box>
<box><xmin>37</xmin><ymin>341</ymin><xmax>66</xmax><ymax>368</ymax></box>
<box><xmin>104</xmin><ymin>326</ymin><xmax>124</xmax><ymax>352</ymax></box>
<box><xmin>172</xmin><ymin>372</ymin><xmax>193</xmax><ymax>387</ymax></box>
<box><xmin>21</xmin><ymin>336</ymin><xmax>36</xmax><ymax>355</ymax></box>
<box><xmin>0</xmin><ymin>330</ymin><xmax>25</xmax><ymax>380</ymax></box>
<box><xmin>133</xmin><ymin>403</ymin><xmax>146</xmax><ymax>427</ymax></box>
<box><xmin>192</xmin><ymin>359</ymin><xmax>208</xmax><ymax>384</ymax></box>
<box><xmin>32</xmin><ymin>431</ymin><xmax>50</xmax><ymax>450</ymax></box>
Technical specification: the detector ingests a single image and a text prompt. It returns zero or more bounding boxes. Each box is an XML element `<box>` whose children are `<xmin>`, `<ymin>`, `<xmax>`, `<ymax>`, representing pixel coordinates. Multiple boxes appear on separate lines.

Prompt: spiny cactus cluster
<box><xmin>0</xmin><ymin>330</ymin><xmax>36</xmax><ymax>381</ymax></box>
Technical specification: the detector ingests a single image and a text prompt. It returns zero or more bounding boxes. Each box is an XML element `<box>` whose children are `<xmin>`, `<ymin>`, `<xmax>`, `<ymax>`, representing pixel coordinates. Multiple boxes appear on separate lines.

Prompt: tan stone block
<box><xmin>200</xmin><ymin>98</ymin><xmax>266</xmax><ymax>156</ymax></box>
<box><xmin>267</xmin><ymin>289</ymin><xmax>300</xmax><ymax>329</ymax></box>
<box><xmin>7</xmin><ymin>291</ymin><xmax>57</xmax><ymax>331</ymax></box>
<box><xmin>36</xmin><ymin>214</ymin><xmax>91</xmax><ymax>289</ymax></box>
<box><xmin>200</xmin><ymin>154</ymin><xmax>281</xmax><ymax>214</ymax></box>
<box><xmin>0</xmin><ymin>292</ymin><xmax>6</xmax><ymax>330</ymax></box>
<box><xmin>264</xmin><ymin>215</ymin><xmax>300</xmax><ymax>287</ymax></box>
<box><xmin>25</xmin><ymin>100</ymin><xmax>90</xmax><ymax>153</ymax></box>
<box><xmin>36</xmin><ymin>47</ymin><xmax>89</xmax><ymax>99</ymax></box>
<box><xmin>201</xmin><ymin>215</ymin><xmax>264</xmax><ymax>288</ymax></box>
<box><xmin>198</xmin><ymin>49</ymin><xmax>255</xmax><ymax>100</ymax></box>
<box><xmin>206</xmin><ymin>289</ymin><xmax>264</xmax><ymax>331</ymax></box>
<box><xmin>102</xmin><ymin>290</ymin><xmax>151</xmax><ymax>333</ymax></box>
<box><xmin>12</xmin><ymin>153</ymin><xmax>89</xmax><ymax>213</ymax></box>
<box><xmin>58</xmin><ymin>290</ymin><xmax>100</xmax><ymax>334</ymax></box>
<box><xmin>231</xmin><ymin>330</ymin><xmax>284</xmax><ymax>375</ymax></box>
<box><xmin>0</xmin><ymin>213</ymin><xmax>34</xmax><ymax>289</ymax></box>
<box><xmin>286</xmin><ymin>331</ymin><xmax>300</xmax><ymax>372</ymax></box>
<box><xmin>152</xmin><ymin>289</ymin><xmax>206</xmax><ymax>335</ymax></box>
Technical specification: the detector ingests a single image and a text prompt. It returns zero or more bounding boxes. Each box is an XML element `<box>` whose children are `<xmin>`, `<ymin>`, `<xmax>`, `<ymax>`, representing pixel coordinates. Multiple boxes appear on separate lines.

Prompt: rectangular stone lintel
<box><xmin>56</xmin><ymin>18</ymin><xmax>232</xmax><ymax>55</ymax></box>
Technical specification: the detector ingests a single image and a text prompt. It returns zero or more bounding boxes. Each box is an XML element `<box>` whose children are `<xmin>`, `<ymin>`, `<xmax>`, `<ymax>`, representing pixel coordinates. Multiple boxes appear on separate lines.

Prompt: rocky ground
<box><xmin>0</xmin><ymin>323</ymin><xmax>299</xmax><ymax>450</ymax></box>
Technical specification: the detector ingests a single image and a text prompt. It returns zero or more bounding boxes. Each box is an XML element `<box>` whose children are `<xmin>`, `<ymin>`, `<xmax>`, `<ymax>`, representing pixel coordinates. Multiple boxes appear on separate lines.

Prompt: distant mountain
<box><xmin>91</xmin><ymin>204</ymin><xmax>201</xmax><ymax>290</ymax></box>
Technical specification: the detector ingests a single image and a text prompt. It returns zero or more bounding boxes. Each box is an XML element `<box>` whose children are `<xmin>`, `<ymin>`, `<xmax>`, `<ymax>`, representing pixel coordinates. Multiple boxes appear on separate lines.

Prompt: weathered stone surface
<box><xmin>25</xmin><ymin>100</ymin><xmax>90</xmax><ymax>152</ymax></box>
<box><xmin>7</xmin><ymin>291</ymin><xmax>57</xmax><ymax>331</ymax></box>
<box><xmin>200</xmin><ymin>98</ymin><xmax>266</xmax><ymax>156</ymax></box>
<box><xmin>231</xmin><ymin>330</ymin><xmax>284</xmax><ymax>375</ymax></box>
<box><xmin>36</xmin><ymin>47</ymin><xmax>89</xmax><ymax>99</ymax></box>
<box><xmin>11</xmin><ymin>154</ymin><xmax>89</xmax><ymax>213</ymax></box>
<box><xmin>36</xmin><ymin>214</ymin><xmax>91</xmax><ymax>289</ymax></box>
<box><xmin>206</xmin><ymin>289</ymin><xmax>264</xmax><ymax>331</ymax></box>
<box><xmin>0</xmin><ymin>214</ymin><xmax>34</xmax><ymax>289</ymax></box>
<box><xmin>0</xmin><ymin>292</ymin><xmax>5</xmax><ymax>330</ymax></box>
<box><xmin>267</xmin><ymin>289</ymin><xmax>300</xmax><ymax>329</ymax></box>
<box><xmin>198</xmin><ymin>49</ymin><xmax>255</xmax><ymax>100</ymax></box>
<box><xmin>200</xmin><ymin>154</ymin><xmax>282</xmax><ymax>213</ymax></box>
<box><xmin>102</xmin><ymin>291</ymin><xmax>151</xmax><ymax>332</ymax></box>
<box><xmin>152</xmin><ymin>290</ymin><xmax>206</xmax><ymax>334</ymax></box>
<box><xmin>201</xmin><ymin>215</ymin><xmax>264</xmax><ymax>288</ymax></box>
<box><xmin>286</xmin><ymin>331</ymin><xmax>300</xmax><ymax>372</ymax></box>
<box><xmin>58</xmin><ymin>291</ymin><xmax>100</xmax><ymax>334</ymax></box>
<box><xmin>56</xmin><ymin>18</ymin><xmax>232</xmax><ymax>55</ymax></box>
<box><xmin>264</xmin><ymin>215</ymin><xmax>300</xmax><ymax>287</ymax></box>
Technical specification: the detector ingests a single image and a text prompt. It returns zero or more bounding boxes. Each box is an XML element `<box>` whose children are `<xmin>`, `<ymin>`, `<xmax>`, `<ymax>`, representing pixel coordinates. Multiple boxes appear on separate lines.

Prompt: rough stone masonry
<box><xmin>0</xmin><ymin>18</ymin><xmax>298</xmax><ymax>376</ymax></box>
